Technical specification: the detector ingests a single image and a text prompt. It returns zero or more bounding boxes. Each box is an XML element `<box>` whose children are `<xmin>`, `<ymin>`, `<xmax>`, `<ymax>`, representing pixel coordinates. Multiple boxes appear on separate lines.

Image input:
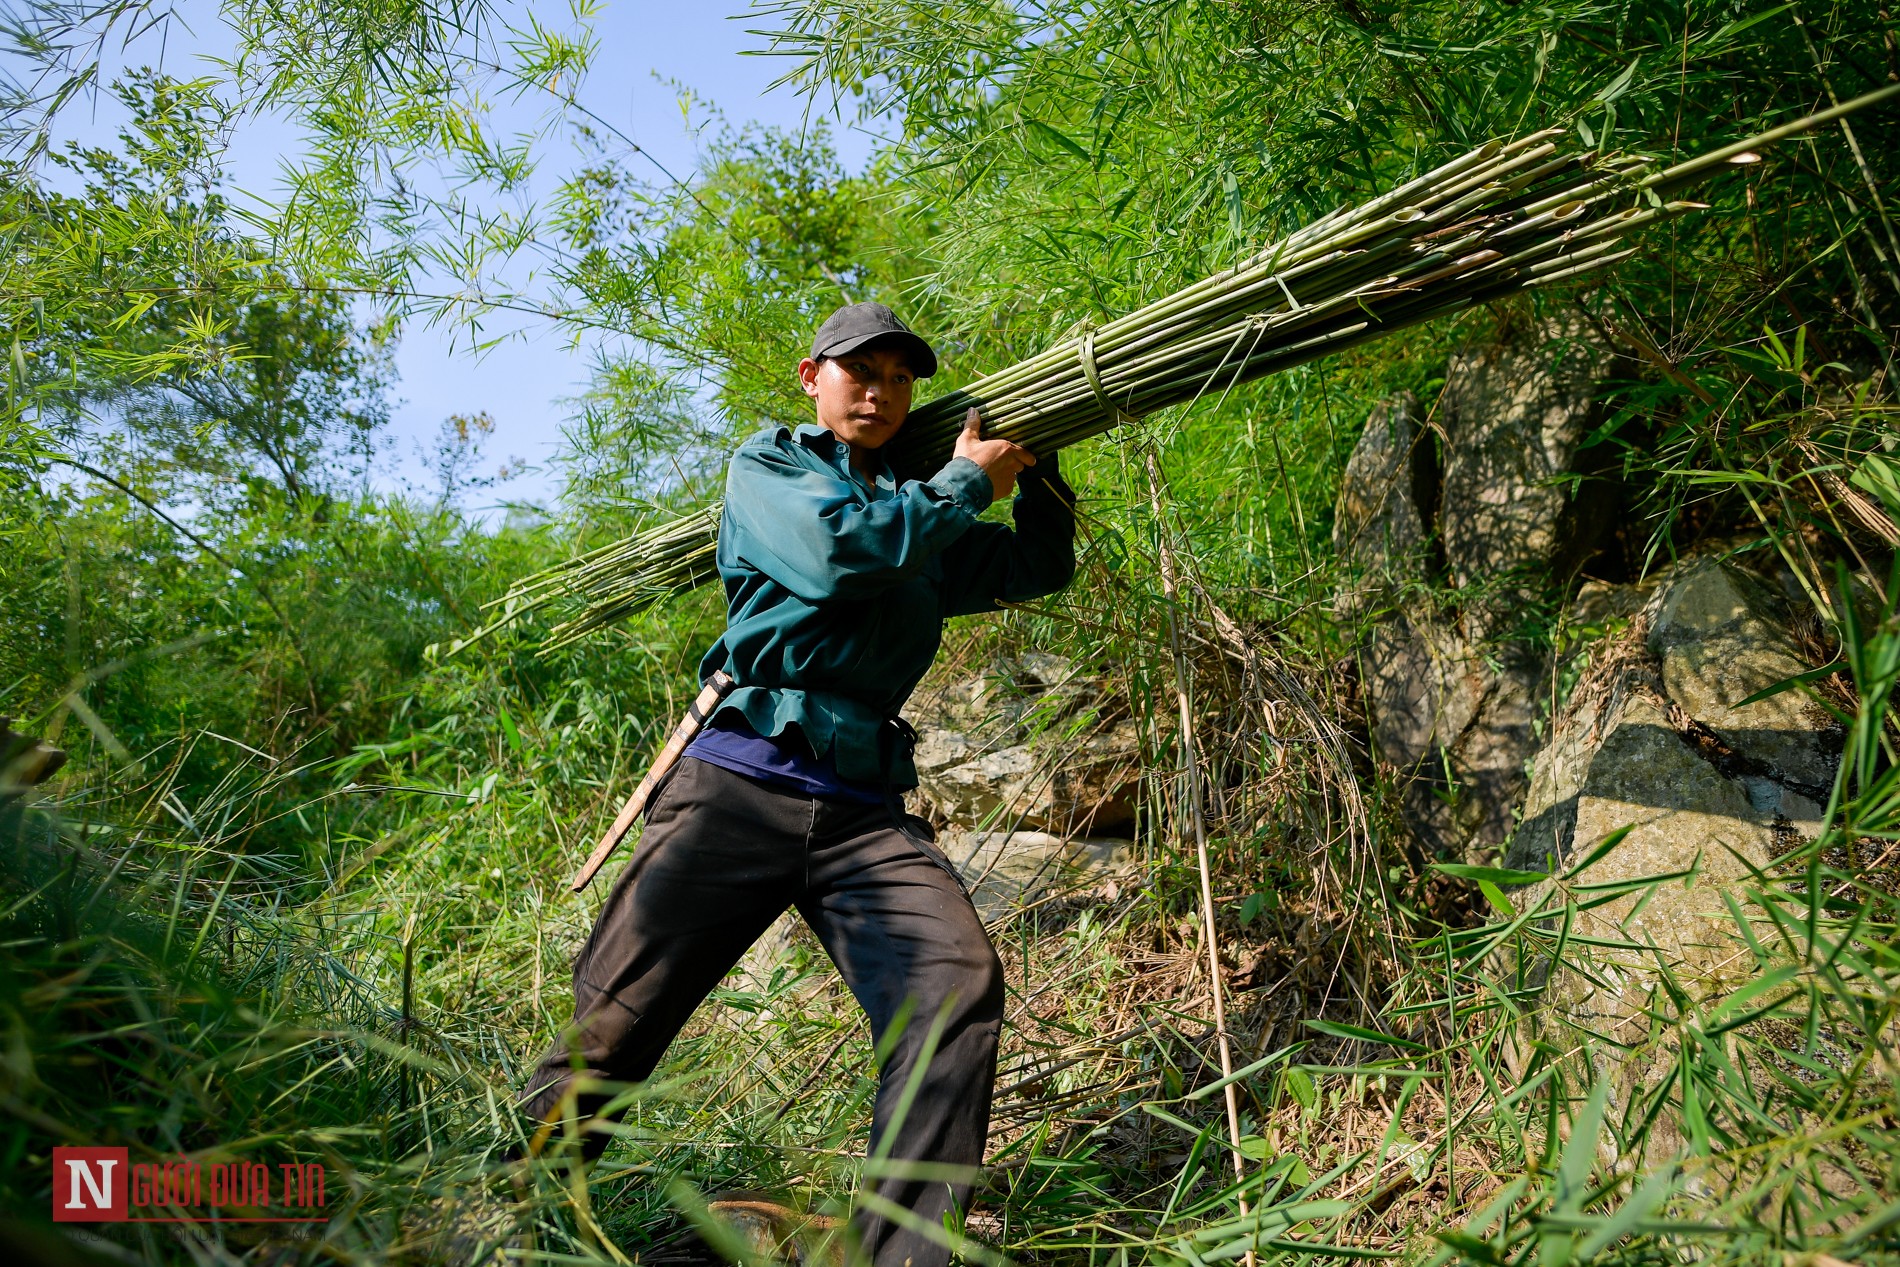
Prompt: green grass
<box><xmin>8</xmin><ymin>520</ymin><xmax>1894</xmax><ymax>1266</ymax></box>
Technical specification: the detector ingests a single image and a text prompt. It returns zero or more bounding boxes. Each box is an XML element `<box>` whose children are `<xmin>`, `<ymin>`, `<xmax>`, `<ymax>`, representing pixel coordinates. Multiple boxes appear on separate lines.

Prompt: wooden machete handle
<box><xmin>569</xmin><ymin>671</ymin><xmax>734</xmax><ymax>893</ymax></box>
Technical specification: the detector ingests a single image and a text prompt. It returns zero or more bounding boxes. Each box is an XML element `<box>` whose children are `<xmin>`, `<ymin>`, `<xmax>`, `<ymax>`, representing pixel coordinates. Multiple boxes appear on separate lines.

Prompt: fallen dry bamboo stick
<box><xmin>1147</xmin><ymin>451</ymin><xmax>1253</xmax><ymax>1263</ymax></box>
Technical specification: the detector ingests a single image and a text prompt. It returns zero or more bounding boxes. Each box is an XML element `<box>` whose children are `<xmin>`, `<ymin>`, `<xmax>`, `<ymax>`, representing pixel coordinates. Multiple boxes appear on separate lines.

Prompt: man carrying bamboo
<box><xmin>521</xmin><ymin>302</ymin><xmax>1077</xmax><ymax>1266</ymax></box>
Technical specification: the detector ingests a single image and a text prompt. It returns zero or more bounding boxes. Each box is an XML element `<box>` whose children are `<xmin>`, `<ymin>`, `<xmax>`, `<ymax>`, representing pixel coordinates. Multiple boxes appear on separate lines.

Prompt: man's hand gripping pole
<box><xmin>569</xmin><ymin>670</ymin><xmax>735</xmax><ymax>893</ymax></box>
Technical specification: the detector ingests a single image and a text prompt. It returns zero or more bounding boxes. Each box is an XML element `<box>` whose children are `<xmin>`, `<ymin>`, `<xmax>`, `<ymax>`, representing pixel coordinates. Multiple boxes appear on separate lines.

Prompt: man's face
<box><xmin>796</xmin><ymin>342</ymin><xmax>916</xmax><ymax>452</ymax></box>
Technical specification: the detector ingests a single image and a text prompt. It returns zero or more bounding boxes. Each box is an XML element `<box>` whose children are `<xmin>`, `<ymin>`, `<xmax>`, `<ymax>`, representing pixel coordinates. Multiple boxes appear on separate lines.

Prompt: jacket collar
<box><xmin>791</xmin><ymin>422</ymin><xmax>896</xmax><ymax>490</ymax></box>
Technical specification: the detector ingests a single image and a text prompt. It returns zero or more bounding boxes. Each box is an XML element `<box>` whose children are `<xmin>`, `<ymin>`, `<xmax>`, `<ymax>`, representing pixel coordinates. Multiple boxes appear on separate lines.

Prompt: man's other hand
<box><xmin>954</xmin><ymin>408</ymin><xmax>1036</xmax><ymax>503</ymax></box>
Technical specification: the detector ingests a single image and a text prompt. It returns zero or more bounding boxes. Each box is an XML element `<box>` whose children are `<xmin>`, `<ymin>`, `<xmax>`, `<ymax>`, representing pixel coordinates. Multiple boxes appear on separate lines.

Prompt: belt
<box><xmin>876</xmin><ymin>716</ymin><xmax>971</xmax><ymax>898</ymax></box>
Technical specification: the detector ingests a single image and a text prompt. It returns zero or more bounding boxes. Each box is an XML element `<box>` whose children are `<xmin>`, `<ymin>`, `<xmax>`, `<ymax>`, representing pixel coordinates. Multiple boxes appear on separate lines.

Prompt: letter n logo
<box><xmin>52</xmin><ymin>1147</ymin><xmax>128</xmax><ymax>1221</ymax></box>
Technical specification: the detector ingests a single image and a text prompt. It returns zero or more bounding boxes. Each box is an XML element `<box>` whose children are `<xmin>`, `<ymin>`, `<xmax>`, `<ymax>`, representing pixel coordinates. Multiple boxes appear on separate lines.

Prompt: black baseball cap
<box><xmin>810</xmin><ymin>302</ymin><xmax>938</xmax><ymax>378</ymax></box>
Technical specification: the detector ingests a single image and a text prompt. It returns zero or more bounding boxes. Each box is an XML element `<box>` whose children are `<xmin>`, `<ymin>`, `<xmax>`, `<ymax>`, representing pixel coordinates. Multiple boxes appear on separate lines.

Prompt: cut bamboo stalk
<box><xmin>465</xmin><ymin>91</ymin><xmax>1900</xmax><ymax>649</ymax></box>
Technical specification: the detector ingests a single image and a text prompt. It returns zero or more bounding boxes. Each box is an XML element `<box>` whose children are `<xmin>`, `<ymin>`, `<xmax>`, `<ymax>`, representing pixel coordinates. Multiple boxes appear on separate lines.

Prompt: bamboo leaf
<box><xmin>1023</xmin><ymin>119</ymin><xmax>1089</xmax><ymax>163</ymax></box>
<box><xmin>1305</xmin><ymin>1019</ymin><xmax>1427</xmax><ymax>1051</ymax></box>
<box><xmin>1735</xmin><ymin>661</ymin><xmax>1845</xmax><ymax>707</ymax></box>
<box><xmin>1561</xmin><ymin>824</ymin><xmax>1638</xmax><ymax>880</ymax></box>
<box><xmin>1554</xmin><ymin>1080</ymin><xmax>1610</xmax><ymax>1214</ymax></box>
<box><xmin>1433</xmin><ymin>862</ymin><xmax>1549</xmax><ymax>885</ymax></box>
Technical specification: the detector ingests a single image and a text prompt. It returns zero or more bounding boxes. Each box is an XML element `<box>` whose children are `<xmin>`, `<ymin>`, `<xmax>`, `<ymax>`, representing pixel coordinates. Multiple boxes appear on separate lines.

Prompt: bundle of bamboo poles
<box><xmin>465</xmin><ymin>87</ymin><xmax>1895</xmax><ymax>651</ymax></box>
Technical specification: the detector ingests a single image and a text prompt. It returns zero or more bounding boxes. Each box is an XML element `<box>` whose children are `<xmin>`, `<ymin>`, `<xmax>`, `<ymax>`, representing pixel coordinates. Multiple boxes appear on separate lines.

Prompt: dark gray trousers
<box><xmin>521</xmin><ymin>757</ymin><xmax>1005</xmax><ymax>1267</ymax></box>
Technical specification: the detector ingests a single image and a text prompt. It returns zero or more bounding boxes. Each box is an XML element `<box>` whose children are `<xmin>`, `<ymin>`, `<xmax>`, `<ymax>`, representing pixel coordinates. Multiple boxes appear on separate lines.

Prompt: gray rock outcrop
<box><xmin>1327</xmin><ymin>310</ymin><xmax>1880</xmax><ymax>1166</ymax></box>
<box><xmin>1437</xmin><ymin>312</ymin><xmax>1619</xmax><ymax>633</ymax></box>
<box><xmin>1647</xmin><ymin>561</ymin><xmax>1839</xmax><ymax>803</ymax></box>
<box><xmin>1334</xmin><ymin>312</ymin><xmax>1619</xmax><ymax>862</ymax></box>
<box><xmin>938</xmin><ymin>829</ymin><xmax>1135</xmax><ymax>922</ymax></box>
<box><xmin>909</xmin><ymin>653</ymin><xmax>1141</xmax><ymax>837</ymax></box>
<box><xmin>1333</xmin><ymin>391</ymin><xmax>1432</xmax><ymax>620</ymax></box>
<box><xmin>1332</xmin><ymin>310</ymin><xmax>1844</xmax><ymax>912</ymax></box>
<box><xmin>1508</xmin><ymin>560</ymin><xmax>1839</xmax><ymax>880</ymax></box>
<box><xmin>1497</xmin><ymin>558</ymin><xmax>1844</xmax><ymax>1156</ymax></box>
<box><xmin>910</xmin><ymin>655</ymin><xmax>1141</xmax><ymax>921</ymax></box>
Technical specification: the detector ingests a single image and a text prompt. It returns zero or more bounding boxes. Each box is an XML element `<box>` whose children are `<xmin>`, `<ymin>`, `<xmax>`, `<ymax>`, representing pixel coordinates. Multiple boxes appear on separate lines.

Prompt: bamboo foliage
<box><xmin>473</xmin><ymin>86</ymin><xmax>1900</xmax><ymax>651</ymax></box>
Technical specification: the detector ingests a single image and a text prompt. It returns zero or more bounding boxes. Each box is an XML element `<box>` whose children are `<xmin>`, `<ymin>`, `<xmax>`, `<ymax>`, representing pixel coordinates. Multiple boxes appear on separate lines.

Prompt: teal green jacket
<box><xmin>697</xmin><ymin>422</ymin><xmax>1077</xmax><ymax>787</ymax></box>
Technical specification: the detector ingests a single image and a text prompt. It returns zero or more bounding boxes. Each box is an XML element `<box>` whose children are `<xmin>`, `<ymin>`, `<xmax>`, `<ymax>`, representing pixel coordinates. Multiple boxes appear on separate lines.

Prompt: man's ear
<box><xmin>796</xmin><ymin>357</ymin><xmax>822</xmax><ymax>399</ymax></box>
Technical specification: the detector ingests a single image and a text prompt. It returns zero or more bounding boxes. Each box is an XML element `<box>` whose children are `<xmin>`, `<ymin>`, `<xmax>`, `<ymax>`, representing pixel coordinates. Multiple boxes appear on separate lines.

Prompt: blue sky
<box><xmin>21</xmin><ymin>1</ymin><xmax>884</xmax><ymax>511</ymax></box>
